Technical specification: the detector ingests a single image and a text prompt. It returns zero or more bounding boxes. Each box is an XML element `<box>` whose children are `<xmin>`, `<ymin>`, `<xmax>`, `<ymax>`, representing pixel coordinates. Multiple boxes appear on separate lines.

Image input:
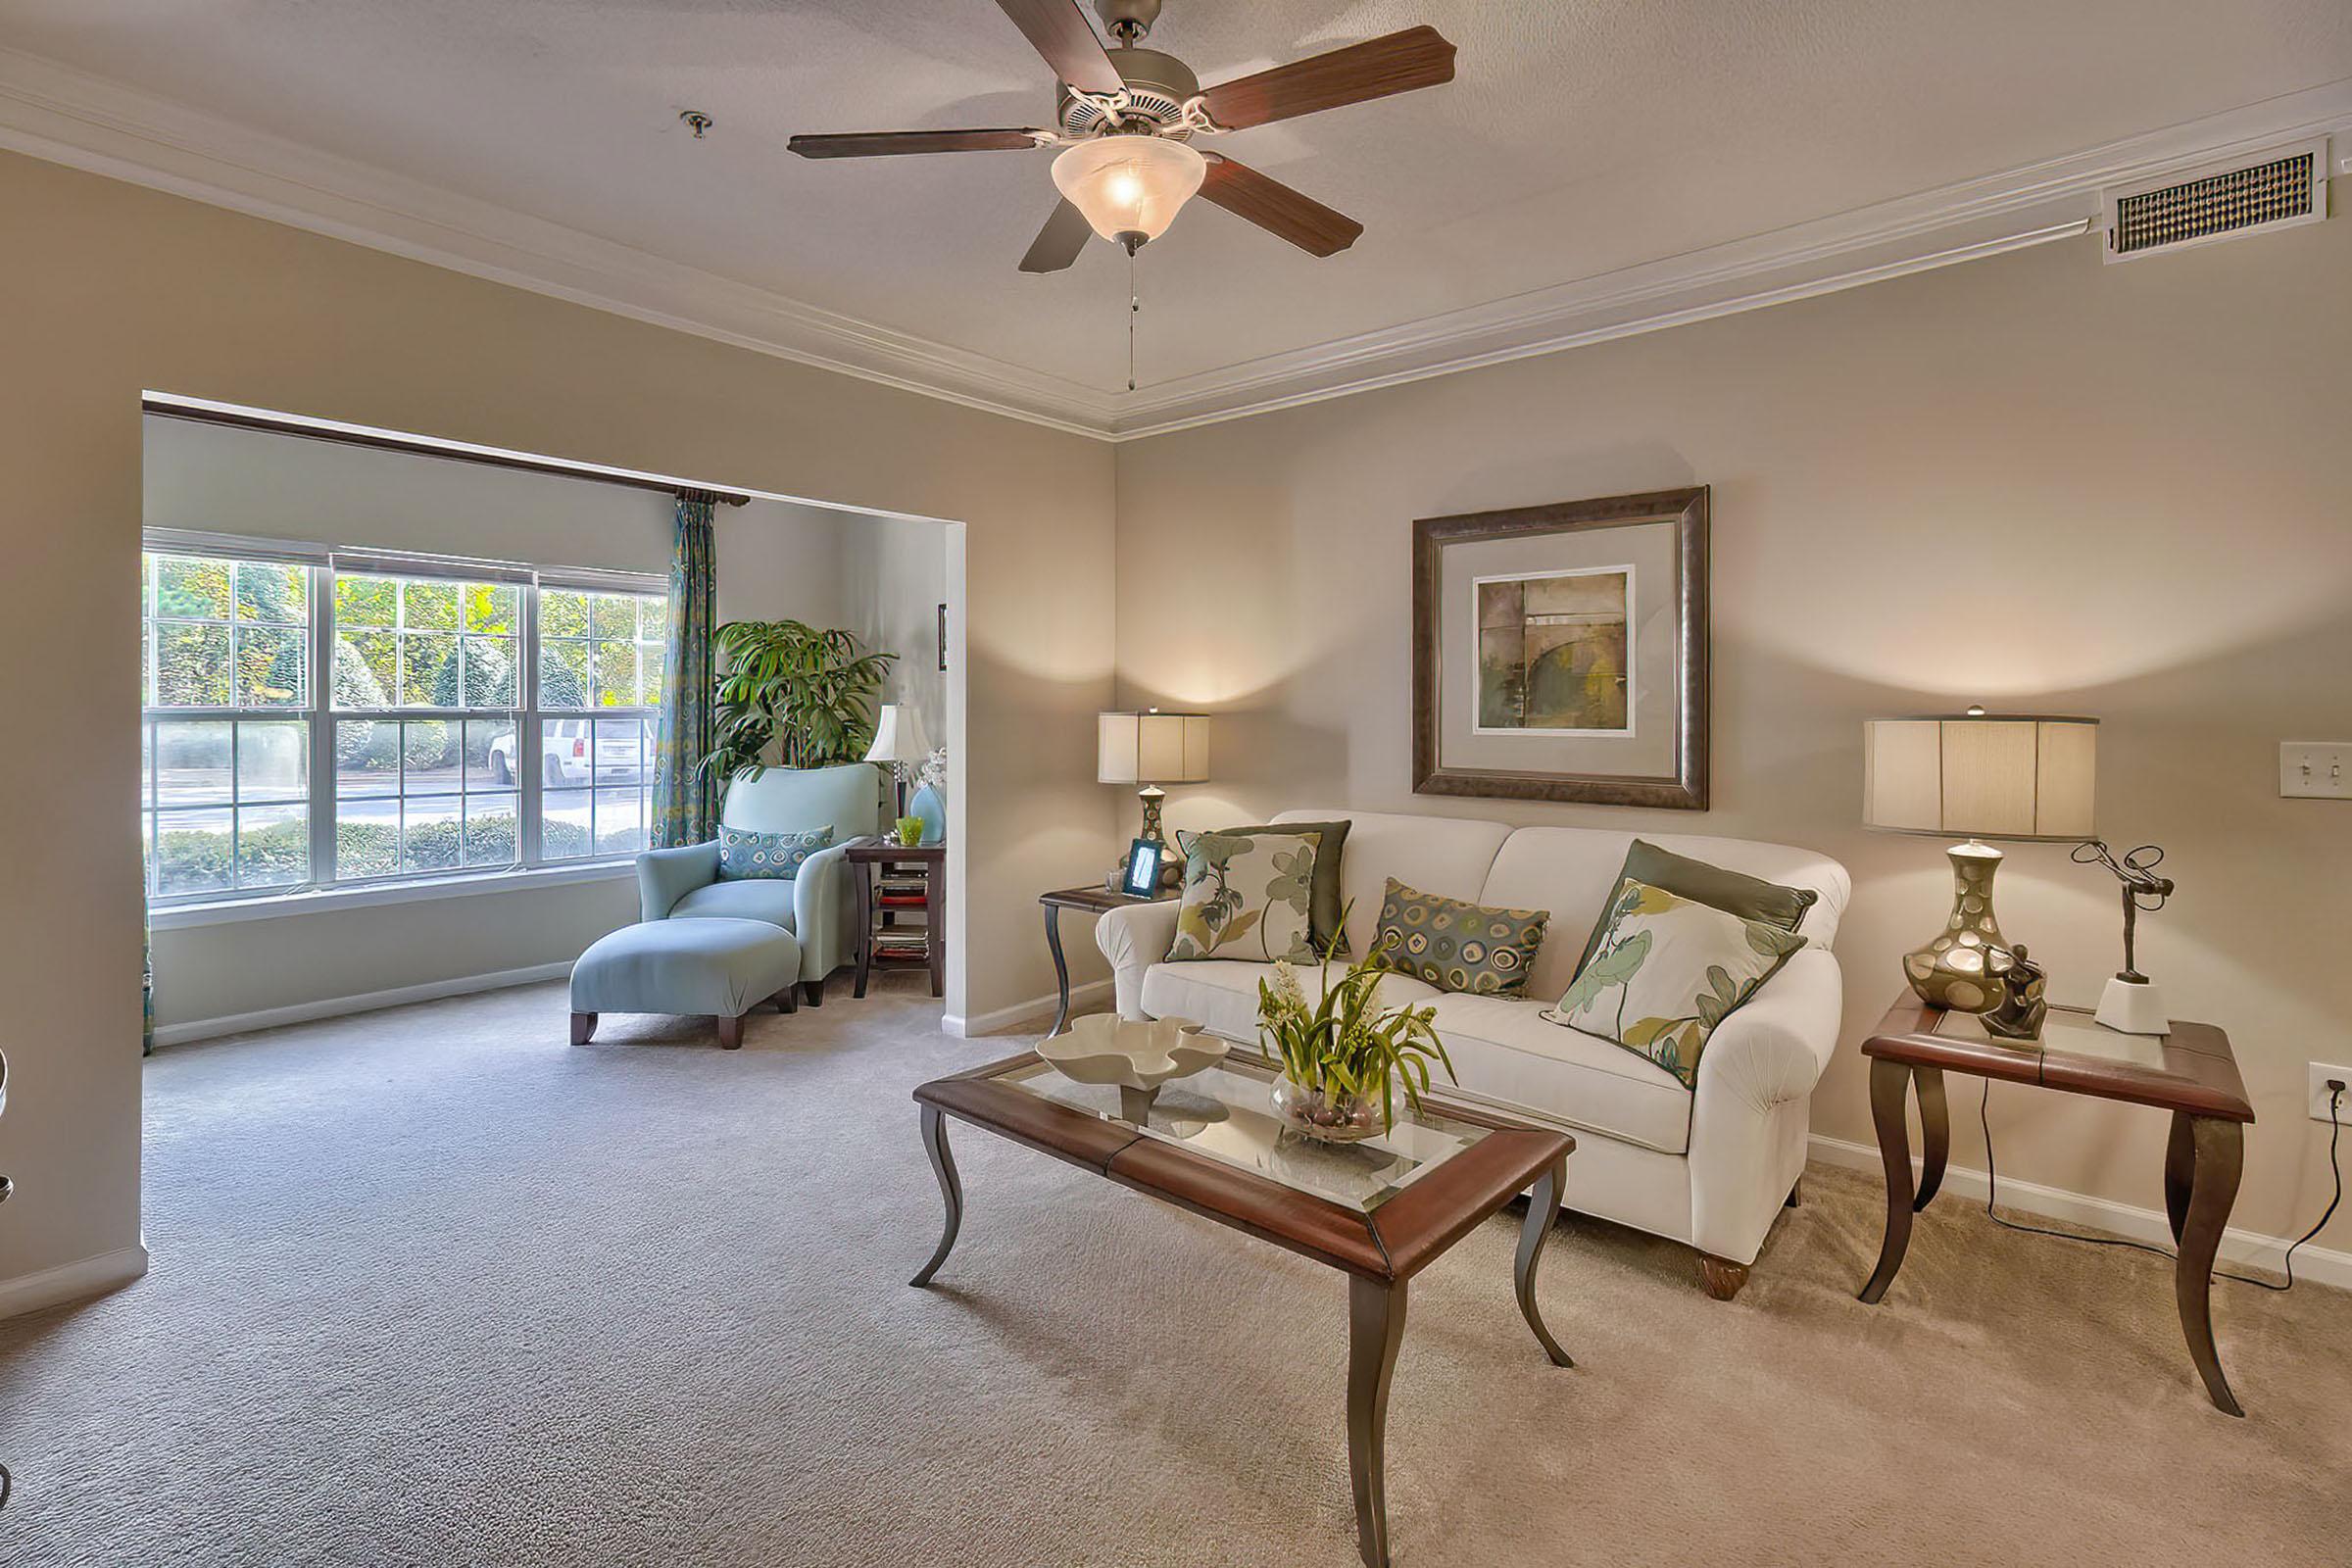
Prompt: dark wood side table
<box><xmin>848</xmin><ymin>839</ymin><xmax>945</xmax><ymax>999</ymax></box>
<box><xmin>1857</xmin><ymin>995</ymin><xmax>2256</xmax><ymax>1415</ymax></box>
<box><xmin>1037</xmin><ymin>883</ymin><xmax>1176</xmax><ymax>1036</ymax></box>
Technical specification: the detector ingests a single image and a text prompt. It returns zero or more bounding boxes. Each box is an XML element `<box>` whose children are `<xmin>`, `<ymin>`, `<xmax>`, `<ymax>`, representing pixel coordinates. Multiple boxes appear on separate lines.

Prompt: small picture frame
<box><xmin>1120</xmin><ymin>839</ymin><xmax>1163</xmax><ymax>899</ymax></box>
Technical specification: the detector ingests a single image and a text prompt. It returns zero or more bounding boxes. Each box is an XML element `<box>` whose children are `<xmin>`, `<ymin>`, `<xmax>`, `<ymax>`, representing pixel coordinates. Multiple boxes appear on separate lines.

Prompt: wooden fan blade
<box><xmin>789</xmin><ymin>128</ymin><xmax>1045</xmax><ymax>159</ymax></box>
<box><xmin>1019</xmin><ymin>200</ymin><xmax>1095</xmax><ymax>273</ymax></box>
<box><xmin>995</xmin><ymin>0</ymin><xmax>1126</xmax><ymax>95</ymax></box>
<box><xmin>1198</xmin><ymin>154</ymin><xmax>1362</xmax><ymax>257</ymax></box>
<box><xmin>1199</xmin><ymin>25</ymin><xmax>1455</xmax><ymax>130</ymax></box>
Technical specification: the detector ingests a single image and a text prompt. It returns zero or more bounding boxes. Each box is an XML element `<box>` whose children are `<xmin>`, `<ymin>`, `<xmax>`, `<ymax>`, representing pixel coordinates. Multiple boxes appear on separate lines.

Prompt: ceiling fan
<box><xmin>787</xmin><ymin>0</ymin><xmax>1456</xmax><ymax>272</ymax></box>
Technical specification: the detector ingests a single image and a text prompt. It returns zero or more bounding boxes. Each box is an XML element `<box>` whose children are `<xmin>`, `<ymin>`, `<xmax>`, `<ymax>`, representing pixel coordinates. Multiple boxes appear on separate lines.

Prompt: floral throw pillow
<box><xmin>1544</xmin><ymin>878</ymin><xmax>1807</xmax><ymax>1088</ymax></box>
<box><xmin>1165</xmin><ymin>829</ymin><xmax>1321</xmax><ymax>964</ymax></box>
<box><xmin>1371</xmin><ymin>878</ymin><xmax>1549</xmax><ymax>996</ymax></box>
<box><xmin>716</xmin><ymin>825</ymin><xmax>834</xmax><ymax>881</ymax></box>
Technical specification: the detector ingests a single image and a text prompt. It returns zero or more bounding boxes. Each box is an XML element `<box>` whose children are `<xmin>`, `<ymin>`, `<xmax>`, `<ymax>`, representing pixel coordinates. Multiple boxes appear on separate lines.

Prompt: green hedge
<box><xmin>153</xmin><ymin>811</ymin><xmax>639</xmax><ymax>890</ymax></box>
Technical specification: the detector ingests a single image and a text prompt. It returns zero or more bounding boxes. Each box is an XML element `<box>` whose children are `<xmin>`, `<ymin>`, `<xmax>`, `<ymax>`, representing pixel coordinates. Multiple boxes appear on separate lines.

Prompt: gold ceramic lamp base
<box><xmin>1903</xmin><ymin>842</ymin><xmax>2019</xmax><ymax>1012</ymax></box>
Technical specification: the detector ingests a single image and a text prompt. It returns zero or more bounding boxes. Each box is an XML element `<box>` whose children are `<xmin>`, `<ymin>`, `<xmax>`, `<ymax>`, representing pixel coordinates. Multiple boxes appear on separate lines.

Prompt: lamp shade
<box><xmin>1862</xmin><ymin>710</ymin><xmax>2097</xmax><ymax>841</ymax></box>
<box><xmin>1098</xmin><ymin>710</ymin><xmax>1209</xmax><ymax>785</ymax></box>
<box><xmin>1052</xmin><ymin>135</ymin><xmax>1206</xmax><ymax>247</ymax></box>
<box><xmin>863</xmin><ymin>704</ymin><xmax>932</xmax><ymax>766</ymax></box>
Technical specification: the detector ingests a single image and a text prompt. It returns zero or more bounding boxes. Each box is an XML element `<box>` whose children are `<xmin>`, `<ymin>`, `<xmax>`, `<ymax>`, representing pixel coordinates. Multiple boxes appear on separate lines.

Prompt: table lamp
<box><xmin>1862</xmin><ymin>708</ymin><xmax>2097</xmax><ymax>1013</ymax></box>
<box><xmin>1098</xmin><ymin>709</ymin><xmax>1210</xmax><ymax>868</ymax></box>
<box><xmin>863</xmin><ymin>704</ymin><xmax>932</xmax><ymax>820</ymax></box>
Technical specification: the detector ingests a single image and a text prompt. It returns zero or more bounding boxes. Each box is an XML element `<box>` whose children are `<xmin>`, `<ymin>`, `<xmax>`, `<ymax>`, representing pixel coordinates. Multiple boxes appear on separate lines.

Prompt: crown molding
<box><xmin>1</xmin><ymin>45</ymin><xmax>2344</xmax><ymax>445</ymax></box>
<box><xmin>0</xmin><ymin>46</ymin><xmax>1114</xmax><ymax>438</ymax></box>
<box><xmin>1104</xmin><ymin>78</ymin><xmax>2352</xmax><ymax>437</ymax></box>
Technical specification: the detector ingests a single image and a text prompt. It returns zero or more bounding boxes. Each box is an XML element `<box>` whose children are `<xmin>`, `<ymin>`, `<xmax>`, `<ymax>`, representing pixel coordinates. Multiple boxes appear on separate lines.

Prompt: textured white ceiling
<box><xmin>4</xmin><ymin>0</ymin><xmax>2349</xmax><ymax>398</ymax></box>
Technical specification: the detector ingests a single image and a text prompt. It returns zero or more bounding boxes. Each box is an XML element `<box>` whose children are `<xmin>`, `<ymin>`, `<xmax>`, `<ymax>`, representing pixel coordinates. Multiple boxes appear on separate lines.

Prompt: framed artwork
<box><xmin>1412</xmin><ymin>487</ymin><xmax>1708</xmax><ymax>809</ymax></box>
<box><xmin>1120</xmin><ymin>838</ymin><xmax>1164</xmax><ymax>898</ymax></box>
<box><xmin>936</xmin><ymin>603</ymin><xmax>949</xmax><ymax>672</ymax></box>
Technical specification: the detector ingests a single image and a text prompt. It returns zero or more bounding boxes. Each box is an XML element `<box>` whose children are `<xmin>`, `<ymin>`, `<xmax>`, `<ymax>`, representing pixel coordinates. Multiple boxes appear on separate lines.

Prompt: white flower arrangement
<box><xmin>917</xmin><ymin>745</ymin><xmax>948</xmax><ymax>792</ymax></box>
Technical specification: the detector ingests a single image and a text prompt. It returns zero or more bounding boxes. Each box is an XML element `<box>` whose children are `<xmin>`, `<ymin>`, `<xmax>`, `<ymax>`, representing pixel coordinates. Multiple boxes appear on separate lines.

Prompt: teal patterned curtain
<box><xmin>651</xmin><ymin>493</ymin><xmax>719</xmax><ymax>848</ymax></box>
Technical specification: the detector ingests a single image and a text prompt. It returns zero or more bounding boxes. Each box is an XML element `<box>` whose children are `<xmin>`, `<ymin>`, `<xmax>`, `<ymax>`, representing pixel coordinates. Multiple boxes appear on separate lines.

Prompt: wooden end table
<box><xmin>1856</xmin><ymin>995</ymin><xmax>2255</xmax><ymax>1415</ymax></box>
<box><xmin>1038</xmin><ymin>883</ymin><xmax>1175</xmax><ymax>1036</ymax></box>
<box><xmin>911</xmin><ymin>1049</ymin><xmax>1575</xmax><ymax>1568</ymax></box>
<box><xmin>848</xmin><ymin>839</ymin><xmax>945</xmax><ymax>999</ymax></box>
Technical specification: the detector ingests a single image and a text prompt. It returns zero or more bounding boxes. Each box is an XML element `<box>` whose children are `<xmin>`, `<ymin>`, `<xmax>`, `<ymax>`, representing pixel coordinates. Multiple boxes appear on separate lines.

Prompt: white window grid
<box><xmin>140</xmin><ymin>543</ymin><xmax>666</xmax><ymax>907</ymax></box>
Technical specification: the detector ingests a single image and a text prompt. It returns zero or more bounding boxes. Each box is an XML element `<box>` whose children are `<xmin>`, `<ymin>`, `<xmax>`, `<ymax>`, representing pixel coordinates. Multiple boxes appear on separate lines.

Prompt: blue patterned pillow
<box><xmin>717</xmin><ymin>825</ymin><xmax>834</xmax><ymax>881</ymax></box>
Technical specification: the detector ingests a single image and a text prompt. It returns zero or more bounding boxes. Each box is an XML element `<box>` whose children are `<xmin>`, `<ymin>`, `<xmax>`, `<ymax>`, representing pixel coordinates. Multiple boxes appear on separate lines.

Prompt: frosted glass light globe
<box><xmin>1051</xmin><ymin>135</ymin><xmax>1206</xmax><ymax>249</ymax></box>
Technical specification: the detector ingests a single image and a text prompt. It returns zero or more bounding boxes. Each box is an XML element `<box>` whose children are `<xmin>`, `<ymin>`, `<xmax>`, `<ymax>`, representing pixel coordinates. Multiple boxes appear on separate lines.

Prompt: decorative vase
<box><xmin>1902</xmin><ymin>843</ymin><xmax>2017</xmax><ymax>1012</ymax></box>
<box><xmin>907</xmin><ymin>782</ymin><xmax>947</xmax><ymax>847</ymax></box>
<box><xmin>1270</xmin><ymin>1076</ymin><xmax>1384</xmax><ymax>1144</ymax></box>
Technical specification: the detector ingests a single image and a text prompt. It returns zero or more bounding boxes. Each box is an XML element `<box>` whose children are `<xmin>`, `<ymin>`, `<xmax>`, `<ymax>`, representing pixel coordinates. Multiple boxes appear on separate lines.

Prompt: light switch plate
<box><xmin>2311</xmin><ymin>1063</ymin><xmax>2352</xmax><ymax>1123</ymax></box>
<box><xmin>2279</xmin><ymin>742</ymin><xmax>2351</xmax><ymax>799</ymax></box>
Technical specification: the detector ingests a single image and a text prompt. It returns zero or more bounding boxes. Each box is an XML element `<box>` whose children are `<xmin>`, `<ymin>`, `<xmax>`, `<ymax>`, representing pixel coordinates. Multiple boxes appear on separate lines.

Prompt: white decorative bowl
<box><xmin>1038</xmin><ymin>1013</ymin><xmax>1223</xmax><ymax>1090</ymax></box>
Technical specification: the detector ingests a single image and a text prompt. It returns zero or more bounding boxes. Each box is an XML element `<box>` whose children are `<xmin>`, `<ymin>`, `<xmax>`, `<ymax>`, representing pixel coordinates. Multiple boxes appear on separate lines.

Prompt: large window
<box><xmin>140</xmin><ymin>536</ymin><xmax>665</xmax><ymax>906</ymax></box>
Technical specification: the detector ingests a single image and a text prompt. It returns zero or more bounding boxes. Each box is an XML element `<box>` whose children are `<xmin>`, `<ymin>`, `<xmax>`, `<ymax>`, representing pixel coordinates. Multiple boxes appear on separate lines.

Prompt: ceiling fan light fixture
<box><xmin>1051</xmin><ymin>134</ymin><xmax>1205</xmax><ymax>249</ymax></box>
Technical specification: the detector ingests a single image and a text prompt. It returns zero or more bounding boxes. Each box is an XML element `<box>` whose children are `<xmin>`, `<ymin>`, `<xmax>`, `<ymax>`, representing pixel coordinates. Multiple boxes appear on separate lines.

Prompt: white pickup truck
<box><xmin>485</xmin><ymin>719</ymin><xmax>646</xmax><ymax>786</ymax></box>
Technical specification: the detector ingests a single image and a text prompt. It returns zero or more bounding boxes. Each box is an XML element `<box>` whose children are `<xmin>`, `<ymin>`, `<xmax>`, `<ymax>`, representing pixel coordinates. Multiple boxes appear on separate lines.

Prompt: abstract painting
<box><xmin>1411</xmin><ymin>487</ymin><xmax>1709</xmax><ymax>809</ymax></box>
<box><xmin>1472</xmin><ymin>566</ymin><xmax>1634</xmax><ymax>734</ymax></box>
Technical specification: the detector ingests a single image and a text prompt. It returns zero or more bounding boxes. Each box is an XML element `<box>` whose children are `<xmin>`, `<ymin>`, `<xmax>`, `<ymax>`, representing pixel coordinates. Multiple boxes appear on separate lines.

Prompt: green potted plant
<box><xmin>694</xmin><ymin>620</ymin><xmax>897</xmax><ymax>787</ymax></box>
<box><xmin>1256</xmin><ymin>923</ymin><xmax>1455</xmax><ymax>1143</ymax></box>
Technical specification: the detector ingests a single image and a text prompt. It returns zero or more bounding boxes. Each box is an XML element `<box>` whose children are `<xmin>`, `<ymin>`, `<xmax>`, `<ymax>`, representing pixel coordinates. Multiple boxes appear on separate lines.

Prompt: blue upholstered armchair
<box><xmin>635</xmin><ymin>762</ymin><xmax>879</xmax><ymax>997</ymax></box>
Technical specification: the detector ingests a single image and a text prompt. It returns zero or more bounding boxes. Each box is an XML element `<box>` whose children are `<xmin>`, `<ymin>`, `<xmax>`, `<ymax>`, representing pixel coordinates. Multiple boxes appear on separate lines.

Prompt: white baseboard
<box><xmin>1808</xmin><ymin>1134</ymin><xmax>2352</xmax><ymax>1293</ymax></box>
<box><xmin>151</xmin><ymin>960</ymin><xmax>572</xmax><ymax>1048</ymax></box>
<box><xmin>945</xmin><ymin>978</ymin><xmax>1113</xmax><ymax>1039</ymax></box>
<box><xmin>0</xmin><ymin>1244</ymin><xmax>150</xmax><ymax>1320</ymax></box>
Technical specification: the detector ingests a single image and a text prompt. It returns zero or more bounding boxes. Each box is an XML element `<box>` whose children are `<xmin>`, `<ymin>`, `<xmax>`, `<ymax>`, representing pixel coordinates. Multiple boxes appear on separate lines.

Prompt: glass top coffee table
<box><xmin>911</xmin><ymin>1046</ymin><xmax>1577</xmax><ymax>1568</ymax></box>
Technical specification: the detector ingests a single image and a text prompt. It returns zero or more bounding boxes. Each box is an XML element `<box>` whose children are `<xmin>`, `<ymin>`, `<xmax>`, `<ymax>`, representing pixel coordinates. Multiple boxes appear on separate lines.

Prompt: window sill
<box><xmin>149</xmin><ymin>860</ymin><xmax>637</xmax><ymax>930</ymax></box>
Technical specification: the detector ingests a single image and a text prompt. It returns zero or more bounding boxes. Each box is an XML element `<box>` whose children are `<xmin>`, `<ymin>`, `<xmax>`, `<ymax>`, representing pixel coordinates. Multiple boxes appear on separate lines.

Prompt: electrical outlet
<box><xmin>2278</xmin><ymin>742</ymin><xmax>2351</xmax><ymax>799</ymax></box>
<box><xmin>2313</xmin><ymin>1063</ymin><xmax>2352</xmax><ymax>1123</ymax></box>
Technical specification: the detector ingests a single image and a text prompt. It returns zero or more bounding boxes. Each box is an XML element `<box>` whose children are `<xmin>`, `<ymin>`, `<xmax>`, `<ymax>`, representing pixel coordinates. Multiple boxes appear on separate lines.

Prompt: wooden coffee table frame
<box><xmin>1856</xmin><ymin>996</ymin><xmax>2255</xmax><ymax>1415</ymax></box>
<box><xmin>910</xmin><ymin>1051</ymin><xmax>1577</xmax><ymax>1568</ymax></box>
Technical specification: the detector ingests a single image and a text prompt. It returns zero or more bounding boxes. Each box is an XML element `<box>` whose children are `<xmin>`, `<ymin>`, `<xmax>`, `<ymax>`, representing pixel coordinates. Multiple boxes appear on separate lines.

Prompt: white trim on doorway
<box><xmin>0</xmin><ymin>1244</ymin><xmax>150</xmax><ymax>1321</ymax></box>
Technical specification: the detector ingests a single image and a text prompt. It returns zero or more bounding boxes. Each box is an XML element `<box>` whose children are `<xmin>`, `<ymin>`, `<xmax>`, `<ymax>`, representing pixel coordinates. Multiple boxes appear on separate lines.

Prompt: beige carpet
<box><xmin>1</xmin><ymin>979</ymin><xmax>2345</xmax><ymax>1567</ymax></box>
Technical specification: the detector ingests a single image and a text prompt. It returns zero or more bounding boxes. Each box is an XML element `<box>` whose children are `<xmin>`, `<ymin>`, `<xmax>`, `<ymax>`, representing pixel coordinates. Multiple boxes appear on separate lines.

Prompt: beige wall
<box><xmin>1114</xmin><ymin>216</ymin><xmax>2352</xmax><ymax>1245</ymax></box>
<box><xmin>0</xmin><ymin>149</ymin><xmax>1116</xmax><ymax>1294</ymax></box>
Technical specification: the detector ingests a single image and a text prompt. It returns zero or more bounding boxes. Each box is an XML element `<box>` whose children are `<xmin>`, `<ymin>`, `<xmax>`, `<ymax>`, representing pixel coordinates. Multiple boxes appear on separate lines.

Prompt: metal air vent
<box><xmin>2103</xmin><ymin>141</ymin><xmax>2327</xmax><ymax>262</ymax></box>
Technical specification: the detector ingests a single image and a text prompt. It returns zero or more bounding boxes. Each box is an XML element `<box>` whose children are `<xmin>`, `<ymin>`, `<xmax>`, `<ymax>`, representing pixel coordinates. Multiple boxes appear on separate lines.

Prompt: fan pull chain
<box><xmin>1127</xmin><ymin>247</ymin><xmax>1140</xmax><ymax>393</ymax></box>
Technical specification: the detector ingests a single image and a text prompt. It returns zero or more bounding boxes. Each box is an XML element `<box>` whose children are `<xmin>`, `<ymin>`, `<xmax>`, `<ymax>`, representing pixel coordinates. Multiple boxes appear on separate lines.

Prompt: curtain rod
<box><xmin>141</xmin><ymin>398</ymin><xmax>753</xmax><ymax>507</ymax></box>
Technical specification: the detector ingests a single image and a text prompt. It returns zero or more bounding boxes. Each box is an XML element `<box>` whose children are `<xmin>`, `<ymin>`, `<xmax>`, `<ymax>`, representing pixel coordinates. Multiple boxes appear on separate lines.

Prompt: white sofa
<box><xmin>1097</xmin><ymin>808</ymin><xmax>1850</xmax><ymax>1298</ymax></box>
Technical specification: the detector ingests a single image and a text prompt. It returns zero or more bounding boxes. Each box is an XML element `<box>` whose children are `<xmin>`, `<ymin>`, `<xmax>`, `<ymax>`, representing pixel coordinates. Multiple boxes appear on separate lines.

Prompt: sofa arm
<box><xmin>638</xmin><ymin>840</ymin><xmax>720</xmax><ymax>922</ymax></box>
<box><xmin>1097</xmin><ymin>900</ymin><xmax>1182</xmax><ymax>1019</ymax></box>
<box><xmin>1688</xmin><ymin>947</ymin><xmax>1843</xmax><ymax>1266</ymax></box>
<box><xmin>790</xmin><ymin>841</ymin><xmax>856</xmax><ymax>982</ymax></box>
<box><xmin>1693</xmin><ymin>948</ymin><xmax>1843</xmax><ymax>1115</ymax></box>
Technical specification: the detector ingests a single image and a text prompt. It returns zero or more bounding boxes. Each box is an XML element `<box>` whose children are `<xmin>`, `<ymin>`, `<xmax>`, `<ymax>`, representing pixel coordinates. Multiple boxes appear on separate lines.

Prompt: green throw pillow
<box><xmin>1371</xmin><ymin>877</ymin><xmax>1549</xmax><ymax>996</ymax></box>
<box><xmin>1546</xmin><ymin>878</ymin><xmax>1807</xmax><ymax>1088</ymax></box>
<box><xmin>716</xmin><ymin>825</ymin><xmax>833</xmax><ymax>881</ymax></box>
<box><xmin>1166</xmin><ymin>829</ymin><xmax>1321</xmax><ymax>964</ymax></box>
<box><xmin>1573</xmin><ymin>839</ymin><xmax>1818</xmax><ymax>976</ymax></box>
<box><xmin>1200</xmin><ymin>819</ymin><xmax>1352</xmax><ymax>954</ymax></box>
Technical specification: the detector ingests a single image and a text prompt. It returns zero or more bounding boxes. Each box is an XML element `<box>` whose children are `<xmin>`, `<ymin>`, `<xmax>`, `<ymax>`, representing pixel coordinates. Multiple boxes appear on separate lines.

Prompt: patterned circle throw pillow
<box><xmin>717</xmin><ymin>825</ymin><xmax>835</xmax><ymax>882</ymax></box>
<box><xmin>1371</xmin><ymin>877</ymin><xmax>1549</xmax><ymax>996</ymax></box>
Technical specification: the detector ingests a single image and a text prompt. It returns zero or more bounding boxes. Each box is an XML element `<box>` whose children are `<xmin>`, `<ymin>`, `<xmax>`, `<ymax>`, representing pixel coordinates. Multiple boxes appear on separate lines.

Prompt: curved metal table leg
<box><xmin>1044</xmin><ymin>905</ymin><xmax>1072</xmax><ymax>1037</ymax></box>
<box><xmin>2163</xmin><ymin>1110</ymin><xmax>2194</xmax><ymax>1246</ymax></box>
<box><xmin>1859</xmin><ymin>1057</ymin><xmax>1917</xmax><ymax>1303</ymax></box>
<box><xmin>1913</xmin><ymin>1066</ymin><xmax>1949</xmax><ymax>1211</ymax></box>
<box><xmin>909</xmin><ymin>1105</ymin><xmax>964</xmax><ymax>1288</ymax></box>
<box><xmin>1347</xmin><ymin>1276</ymin><xmax>1407</xmax><ymax>1568</ymax></box>
<box><xmin>1513</xmin><ymin>1158</ymin><xmax>1574</xmax><ymax>1367</ymax></box>
<box><xmin>2175</xmin><ymin>1116</ymin><xmax>2245</xmax><ymax>1416</ymax></box>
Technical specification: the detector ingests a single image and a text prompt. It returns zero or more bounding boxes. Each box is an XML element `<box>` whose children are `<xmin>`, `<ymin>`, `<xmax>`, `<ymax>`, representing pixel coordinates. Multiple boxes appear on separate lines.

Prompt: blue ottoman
<box><xmin>569</xmin><ymin>916</ymin><xmax>802</xmax><ymax>1050</ymax></box>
